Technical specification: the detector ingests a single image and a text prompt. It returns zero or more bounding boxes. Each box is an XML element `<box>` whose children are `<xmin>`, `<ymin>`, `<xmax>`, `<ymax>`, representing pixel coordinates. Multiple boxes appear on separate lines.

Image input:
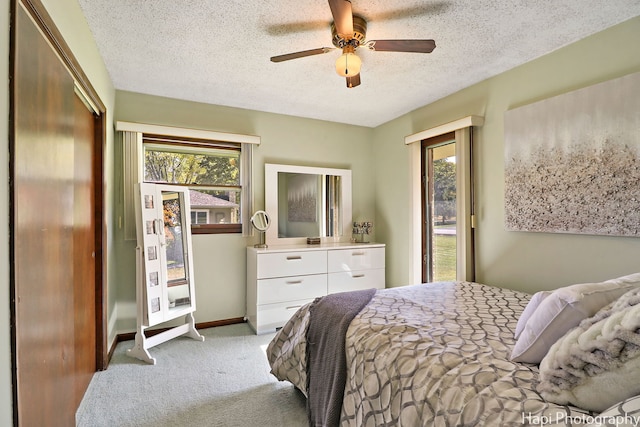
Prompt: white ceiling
<box><xmin>77</xmin><ymin>0</ymin><xmax>640</xmax><ymax>128</ymax></box>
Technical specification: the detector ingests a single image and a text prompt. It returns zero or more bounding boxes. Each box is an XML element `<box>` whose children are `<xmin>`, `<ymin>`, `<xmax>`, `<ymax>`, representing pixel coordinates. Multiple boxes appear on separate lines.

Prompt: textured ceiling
<box><xmin>78</xmin><ymin>0</ymin><xmax>640</xmax><ymax>128</ymax></box>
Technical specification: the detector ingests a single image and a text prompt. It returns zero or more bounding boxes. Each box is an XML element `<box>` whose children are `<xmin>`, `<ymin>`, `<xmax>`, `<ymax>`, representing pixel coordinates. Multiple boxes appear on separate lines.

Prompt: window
<box><xmin>190</xmin><ymin>210</ymin><xmax>209</xmax><ymax>225</ymax></box>
<box><xmin>143</xmin><ymin>134</ymin><xmax>242</xmax><ymax>234</ymax></box>
<box><xmin>118</xmin><ymin>121</ymin><xmax>259</xmax><ymax>240</ymax></box>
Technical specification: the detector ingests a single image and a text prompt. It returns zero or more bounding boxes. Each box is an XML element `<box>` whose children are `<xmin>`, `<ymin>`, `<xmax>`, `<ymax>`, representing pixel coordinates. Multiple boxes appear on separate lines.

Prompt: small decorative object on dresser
<box><xmin>246</xmin><ymin>243</ymin><xmax>385</xmax><ymax>334</ymax></box>
<box><xmin>352</xmin><ymin>221</ymin><xmax>372</xmax><ymax>243</ymax></box>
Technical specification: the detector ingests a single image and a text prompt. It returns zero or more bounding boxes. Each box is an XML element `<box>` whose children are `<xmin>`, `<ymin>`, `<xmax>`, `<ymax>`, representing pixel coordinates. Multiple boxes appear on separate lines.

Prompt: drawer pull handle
<box><xmin>286</xmin><ymin>256</ymin><xmax>302</xmax><ymax>261</ymax></box>
<box><xmin>286</xmin><ymin>305</ymin><xmax>302</xmax><ymax>310</ymax></box>
<box><xmin>286</xmin><ymin>280</ymin><xmax>303</xmax><ymax>285</ymax></box>
<box><xmin>352</xmin><ymin>274</ymin><xmax>365</xmax><ymax>278</ymax></box>
<box><xmin>352</xmin><ymin>252</ymin><xmax>366</xmax><ymax>256</ymax></box>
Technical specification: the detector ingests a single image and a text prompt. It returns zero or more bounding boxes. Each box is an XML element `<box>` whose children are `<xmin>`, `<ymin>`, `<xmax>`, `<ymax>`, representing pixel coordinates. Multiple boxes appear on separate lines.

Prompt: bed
<box><xmin>266</xmin><ymin>280</ymin><xmax>640</xmax><ymax>426</ymax></box>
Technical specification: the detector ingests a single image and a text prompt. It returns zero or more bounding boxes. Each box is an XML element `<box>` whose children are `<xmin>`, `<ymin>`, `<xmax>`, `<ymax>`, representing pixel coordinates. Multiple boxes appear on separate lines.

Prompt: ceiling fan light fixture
<box><xmin>335</xmin><ymin>45</ymin><xmax>361</xmax><ymax>78</ymax></box>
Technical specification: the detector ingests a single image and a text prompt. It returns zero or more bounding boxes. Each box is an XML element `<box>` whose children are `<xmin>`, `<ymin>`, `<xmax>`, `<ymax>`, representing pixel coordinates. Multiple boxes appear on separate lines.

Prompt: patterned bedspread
<box><xmin>266</xmin><ymin>282</ymin><xmax>596</xmax><ymax>426</ymax></box>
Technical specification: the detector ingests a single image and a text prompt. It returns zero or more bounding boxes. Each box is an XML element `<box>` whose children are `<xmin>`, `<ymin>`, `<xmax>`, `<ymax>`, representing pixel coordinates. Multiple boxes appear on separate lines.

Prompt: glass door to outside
<box><xmin>422</xmin><ymin>134</ymin><xmax>456</xmax><ymax>282</ymax></box>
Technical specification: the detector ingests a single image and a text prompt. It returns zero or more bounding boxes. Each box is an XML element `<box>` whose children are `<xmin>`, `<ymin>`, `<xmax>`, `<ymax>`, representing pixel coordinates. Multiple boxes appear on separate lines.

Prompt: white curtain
<box><xmin>454</xmin><ymin>127</ymin><xmax>474</xmax><ymax>282</ymax></box>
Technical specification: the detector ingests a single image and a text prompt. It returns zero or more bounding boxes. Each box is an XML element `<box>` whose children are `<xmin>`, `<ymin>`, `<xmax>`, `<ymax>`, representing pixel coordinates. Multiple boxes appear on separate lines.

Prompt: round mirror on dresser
<box><xmin>250</xmin><ymin>210</ymin><xmax>271</xmax><ymax>248</ymax></box>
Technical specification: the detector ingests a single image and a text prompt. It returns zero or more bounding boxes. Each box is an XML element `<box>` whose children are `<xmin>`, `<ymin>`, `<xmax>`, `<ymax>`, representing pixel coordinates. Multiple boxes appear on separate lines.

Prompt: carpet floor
<box><xmin>76</xmin><ymin>323</ymin><xmax>307</xmax><ymax>427</ymax></box>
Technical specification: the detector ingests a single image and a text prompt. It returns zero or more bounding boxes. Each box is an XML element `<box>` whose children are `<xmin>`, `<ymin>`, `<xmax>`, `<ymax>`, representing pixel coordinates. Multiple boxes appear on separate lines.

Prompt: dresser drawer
<box><xmin>327</xmin><ymin>247</ymin><xmax>385</xmax><ymax>273</ymax></box>
<box><xmin>257</xmin><ymin>274</ymin><xmax>326</xmax><ymax>305</ymax></box>
<box><xmin>328</xmin><ymin>269</ymin><xmax>385</xmax><ymax>294</ymax></box>
<box><xmin>257</xmin><ymin>250</ymin><xmax>327</xmax><ymax>279</ymax></box>
<box><xmin>255</xmin><ymin>299</ymin><xmax>315</xmax><ymax>334</ymax></box>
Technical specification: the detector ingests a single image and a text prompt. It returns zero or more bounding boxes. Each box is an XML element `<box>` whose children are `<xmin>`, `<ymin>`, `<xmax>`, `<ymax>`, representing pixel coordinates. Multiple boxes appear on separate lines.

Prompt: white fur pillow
<box><xmin>510</xmin><ymin>272</ymin><xmax>640</xmax><ymax>363</ymax></box>
<box><xmin>538</xmin><ymin>287</ymin><xmax>640</xmax><ymax>412</ymax></box>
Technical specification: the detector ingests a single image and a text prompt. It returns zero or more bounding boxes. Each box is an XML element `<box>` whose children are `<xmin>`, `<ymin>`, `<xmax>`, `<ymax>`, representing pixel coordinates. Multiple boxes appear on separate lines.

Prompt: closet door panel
<box><xmin>73</xmin><ymin>93</ymin><xmax>97</xmax><ymax>409</ymax></box>
<box><xmin>14</xmin><ymin>5</ymin><xmax>76</xmax><ymax>426</ymax></box>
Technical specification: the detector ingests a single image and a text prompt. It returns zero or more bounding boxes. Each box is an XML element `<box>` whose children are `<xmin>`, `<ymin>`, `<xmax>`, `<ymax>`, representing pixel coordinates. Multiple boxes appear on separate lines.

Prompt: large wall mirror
<box><xmin>265</xmin><ymin>163</ymin><xmax>352</xmax><ymax>245</ymax></box>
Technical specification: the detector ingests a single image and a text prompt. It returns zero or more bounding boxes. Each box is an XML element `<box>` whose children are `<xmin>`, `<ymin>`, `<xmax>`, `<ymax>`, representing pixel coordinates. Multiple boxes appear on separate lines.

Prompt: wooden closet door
<box><xmin>13</xmin><ymin>4</ymin><xmax>97</xmax><ymax>425</ymax></box>
<box><xmin>73</xmin><ymin>93</ymin><xmax>97</xmax><ymax>410</ymax></box>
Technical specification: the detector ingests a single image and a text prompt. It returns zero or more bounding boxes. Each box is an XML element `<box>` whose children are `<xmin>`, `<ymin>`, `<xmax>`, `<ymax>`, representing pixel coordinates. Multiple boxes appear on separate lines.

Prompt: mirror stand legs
<box><xmin>126</xmin><ymin>314</ymin><xmax>204</xmax><ymax>365</ymax></box>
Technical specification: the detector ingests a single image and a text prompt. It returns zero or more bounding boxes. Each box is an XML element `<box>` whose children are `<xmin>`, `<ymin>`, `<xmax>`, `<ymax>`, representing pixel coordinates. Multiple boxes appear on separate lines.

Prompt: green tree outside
<box><xmin>433</xmin><ymin>158</ymin><xmax>456</xmax><ymax>224</ymax></box>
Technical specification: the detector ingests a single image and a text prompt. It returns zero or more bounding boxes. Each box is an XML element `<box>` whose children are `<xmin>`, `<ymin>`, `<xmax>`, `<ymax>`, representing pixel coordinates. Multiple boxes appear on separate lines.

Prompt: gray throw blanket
<box><xmin>306</xmin><ymin>288</ymin><xmax>377</xmax><ymax>427</ymax></box>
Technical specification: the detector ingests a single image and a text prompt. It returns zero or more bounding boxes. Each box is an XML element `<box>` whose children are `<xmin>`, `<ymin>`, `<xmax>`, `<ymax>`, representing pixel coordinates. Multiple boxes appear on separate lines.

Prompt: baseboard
<box><xmin>107</xmin><ymin>317</ymin><xmax>246</xmax><ymax>364</ymax></box>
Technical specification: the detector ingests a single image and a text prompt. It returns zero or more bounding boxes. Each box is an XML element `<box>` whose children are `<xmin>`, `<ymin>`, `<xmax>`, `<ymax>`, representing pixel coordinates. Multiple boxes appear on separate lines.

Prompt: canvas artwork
<box><xmin>287</xmin><ymin>173</ymin><xmax>318</xmax><ymax>222</ymax></box>
<box><xmin>504</xmin><ymin>72</ymin><xmax>640</xmax><ymax>237</ymax></box>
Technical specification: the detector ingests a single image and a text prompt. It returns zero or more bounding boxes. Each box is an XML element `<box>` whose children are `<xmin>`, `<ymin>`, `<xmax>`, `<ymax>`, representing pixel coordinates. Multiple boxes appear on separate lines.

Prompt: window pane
<box><xmin>144</xmin><ymin>146</ymin><xmax>240</xmax><ymax>187</ymax></box>
<box><xmin>190</xmin><ymin>211</ymin><xmax>209</xmax><ymax>225</ymax></box>
<box><xmin>426</xmin><ymin>143</ymin><xmax>457</xmax><ymax>282</ymax></box>
<box><xmin>188</xmin><ymin>188</ymin><xmax>240</xmax><ymax>225</ymax></box>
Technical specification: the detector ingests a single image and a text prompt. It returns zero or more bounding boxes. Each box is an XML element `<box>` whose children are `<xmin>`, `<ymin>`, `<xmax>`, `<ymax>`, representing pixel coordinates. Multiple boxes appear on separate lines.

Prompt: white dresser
<box><xmin>246</xmin><ymin>243</ymin><xmax>385</xmax><ymax>334</ymax></box>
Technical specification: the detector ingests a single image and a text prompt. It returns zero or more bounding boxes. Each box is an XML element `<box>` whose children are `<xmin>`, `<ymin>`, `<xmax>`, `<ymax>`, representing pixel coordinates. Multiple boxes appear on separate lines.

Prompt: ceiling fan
<box><xmin>270</xmin><ymin>0</ymin><xmax>436</xmax><ymax>88</ymax></box>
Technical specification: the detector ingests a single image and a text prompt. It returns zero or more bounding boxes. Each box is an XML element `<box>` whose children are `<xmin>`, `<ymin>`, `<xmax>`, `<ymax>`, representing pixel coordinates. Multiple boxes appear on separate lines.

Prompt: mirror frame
<box><xmin>250</xmin><ymin>210</ymin><xmax>271</xmax><ymax>232</ymax></box>
<box><xmin>265</xmin><ymin>163</ymin><xmax>352</xmax><ymax>246</ymax></box>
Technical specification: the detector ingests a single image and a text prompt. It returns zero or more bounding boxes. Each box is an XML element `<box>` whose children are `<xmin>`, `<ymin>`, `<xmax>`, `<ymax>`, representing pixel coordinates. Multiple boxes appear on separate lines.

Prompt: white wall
<box><xmin>113</xmin><ymin>91</ymin><xmax>376</xmax><ymax>332</ymax></box>
<box><xmin>374</xmin><ymin>16</ymin><xmax>640</xmax><ymax>293</ymax></box>
<box><xmin>1</xmin><ymin>1</ymin><xmax>12</xmax><ymax>424</ymax></box>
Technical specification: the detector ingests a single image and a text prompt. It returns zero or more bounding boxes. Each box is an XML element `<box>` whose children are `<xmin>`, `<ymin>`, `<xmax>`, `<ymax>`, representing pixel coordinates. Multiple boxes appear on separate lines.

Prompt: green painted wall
<box><xmin>373</xmin><ymin>16</ymin><xmax>640</xmax><ymax>293</ymax></box>
<box><xmin>113</xmin><ymin>91</ymin><xmax>375</xmax><ymax>331</ymax></box>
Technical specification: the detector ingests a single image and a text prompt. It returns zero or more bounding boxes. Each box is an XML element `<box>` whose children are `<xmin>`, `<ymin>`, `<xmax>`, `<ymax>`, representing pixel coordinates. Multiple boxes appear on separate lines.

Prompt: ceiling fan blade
<box><xmin>346</xmin><ymin>73</ymin><xmax>360</xmax><ymax>88</ymax></box>
<box><xmin>328</xmin><ymin>0</ymin><xmax>354</xmax><ymax>38</ymax></box>
<box><xmin>369</xmin><ymin>39</ymin><xmax>436</xmax><ymax>53</ymax></box>
<box><xmin>270</xmin><ymin>47</ymin><xmax>334</xmax><ymax>63</ymax></box>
